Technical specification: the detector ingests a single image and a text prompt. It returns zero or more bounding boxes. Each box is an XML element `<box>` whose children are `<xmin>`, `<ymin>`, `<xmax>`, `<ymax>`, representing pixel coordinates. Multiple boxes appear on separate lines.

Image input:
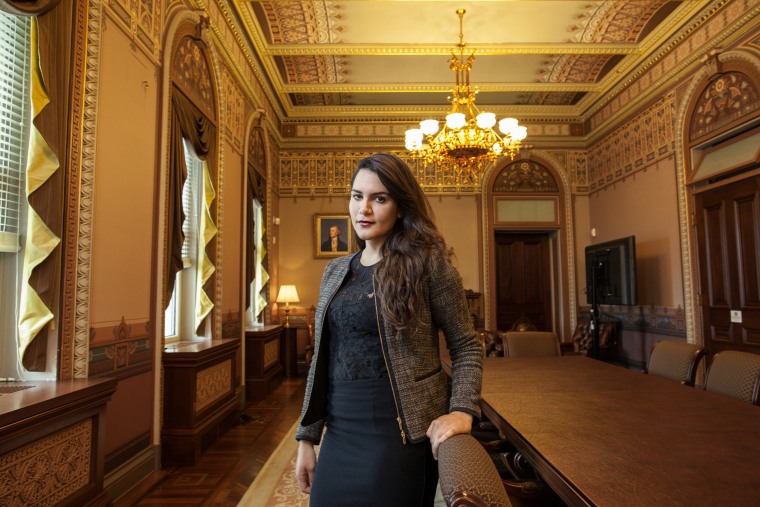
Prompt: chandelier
<box><xmin>404</xmin><ymin>9</ymin><xmax>527</xmax><ymax>180</ymax></box>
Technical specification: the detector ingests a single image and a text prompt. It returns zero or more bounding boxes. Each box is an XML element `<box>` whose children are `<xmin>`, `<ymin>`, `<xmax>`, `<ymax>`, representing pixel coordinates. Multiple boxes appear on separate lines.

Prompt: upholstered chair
<box><xmin>503</xmin><ymin>331</ymin><xmax>561</xmax><ymax>358</ymax></box>
<box><xmin>479</xmin><ymin>330</ymin><xmax>506</xmax><ymax>357</ymax></box>
<box><xmin>704</xmin><ymin>350</ymin><xmax>760</xmax><ymax>405</ymax></box>
<box><xmin>438</xmin><ymin>434</ymin><xmax>512</xmax><ymax>507</ymax></box>
<box><xmin>643</xmin><ymin>340</ymin><xmax>706</xmax><ymax>387</ymax></box>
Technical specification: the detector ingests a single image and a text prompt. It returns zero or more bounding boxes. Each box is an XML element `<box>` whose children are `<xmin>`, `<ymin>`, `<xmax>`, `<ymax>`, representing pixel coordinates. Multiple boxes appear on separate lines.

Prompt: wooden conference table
<box><xmin>478</xmin><ymin>356</ymin><xmax>760</xmax><ymax>506</ymax></box>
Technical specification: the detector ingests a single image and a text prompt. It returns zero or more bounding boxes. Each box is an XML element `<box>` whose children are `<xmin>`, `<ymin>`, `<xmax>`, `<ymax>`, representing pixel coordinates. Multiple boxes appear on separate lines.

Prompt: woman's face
<box><xmin>349</xmin><ymin>169</ymin><xmax>401</xmax><ymax>248</ymax></box>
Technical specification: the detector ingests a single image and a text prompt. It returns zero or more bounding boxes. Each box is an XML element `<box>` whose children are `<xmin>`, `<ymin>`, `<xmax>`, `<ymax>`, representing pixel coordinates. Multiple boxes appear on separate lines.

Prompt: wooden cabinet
<box><xmin>162</xmin><ymin>338</ymin><xmax>241</xmax><ymax>467</ymax></box>
<box><xmin>0</xmin><ymin>378</ymin><xmax>117</xmax><ymax>507</ymax></box>
<box><xmin>245</xmin><ymin>325</ymin><xmax>284</xmax><ymax>400</ymax></box>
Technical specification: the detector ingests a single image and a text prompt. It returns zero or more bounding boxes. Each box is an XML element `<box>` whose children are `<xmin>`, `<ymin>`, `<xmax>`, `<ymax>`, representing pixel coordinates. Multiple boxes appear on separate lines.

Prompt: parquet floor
<box><xmin>115</xmin><ymin>376</ymin><xmax>307</xmax><ymax>507</ymax></box>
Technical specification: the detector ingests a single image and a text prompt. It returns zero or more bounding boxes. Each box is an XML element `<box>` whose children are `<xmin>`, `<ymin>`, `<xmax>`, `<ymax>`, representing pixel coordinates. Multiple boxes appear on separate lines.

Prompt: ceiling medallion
<box><xmin>404</xmin><ymin>9</ymin><xmax>527</xmax><ymax>183</ymax></box>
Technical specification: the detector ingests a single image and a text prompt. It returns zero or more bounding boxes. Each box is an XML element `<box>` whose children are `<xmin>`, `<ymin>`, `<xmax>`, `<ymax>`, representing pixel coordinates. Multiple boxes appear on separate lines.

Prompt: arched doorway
<box><xmin>678</xmin><ymin>51</ymin><xmax>760</xmax><ymax>354</ymax></box>
<box><xmin>482</xmin><ymin>155</ymin><xmax>576</xmax><ymax>337</ymax></box>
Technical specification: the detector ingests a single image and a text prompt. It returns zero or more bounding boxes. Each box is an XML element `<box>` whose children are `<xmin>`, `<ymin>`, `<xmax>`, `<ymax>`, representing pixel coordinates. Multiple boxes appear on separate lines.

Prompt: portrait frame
<box><xmin>314</xmin><ymin>214</ymin><xmax>353</xmax><ymax>258</ymax></box>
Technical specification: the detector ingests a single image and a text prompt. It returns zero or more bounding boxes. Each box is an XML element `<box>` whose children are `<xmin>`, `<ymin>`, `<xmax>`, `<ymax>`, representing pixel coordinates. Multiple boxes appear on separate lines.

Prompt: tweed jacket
<box><xmin>295</xmin><ymin>250</ymin><xmax>482</xmax><ymax>445</ymax></box>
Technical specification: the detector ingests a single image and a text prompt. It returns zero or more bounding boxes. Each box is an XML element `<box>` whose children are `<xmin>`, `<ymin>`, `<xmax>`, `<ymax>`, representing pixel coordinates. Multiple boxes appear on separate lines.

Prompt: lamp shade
<box><xmin>276</xmin><ymin>285</ymin><xmax>300</xmax><ymax>304</ymax></box>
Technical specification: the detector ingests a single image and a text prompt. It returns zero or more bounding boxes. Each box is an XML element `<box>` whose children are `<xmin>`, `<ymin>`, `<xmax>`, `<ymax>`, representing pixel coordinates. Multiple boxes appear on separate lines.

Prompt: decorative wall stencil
<box><xmin>172</xmin><ymin>36</ymin><xmax>216</xmax><ymax>120</ymax></box>
<box><xmin>690</xmin><ymin>72</ymin><xmax>759</xmax><ymax>140</ymax></box>
<box><xmin>588</xmin><ymin>0</ymin><xmax>755</xmax><ymax>132</ymax></box>
<box><xmin>104</xmin><ymin>0</ymin><xmax>162</xmax><ymax>61</ymax></box>
<box><xmin>588</xmin><ymin>91</ymin><xmax>677</xmax><ymax>192</ymax></box>
<box><xmin>493</xmin><ymin>161</ymin><xmax>559</xmax><ymax>193</ymax></box>
<box><xmin>0</xmin><ymin>420</ymin><xmax>92</xmax><ymax>506</ymax></box>
<box><xmin>195</xmin><ymin>359</ymin><xmax>231</xmax><ymax>413</ymax></box>
<box><xmin>278</xmin><ymin>152</ymin><xmax>508</xmax><ymax>195</ymax></box>
<box><xmin>222</xmin><ymin>66</ymin><xmax>245</xmax><ymax>150</ymax></box>
<box><xmin>582</xmin><ymin>304</ymin><xmax>687</xmax><ymax>338</ymax></box>
<box><xmin>567</xmin><ymin>152</ymin><xmax>589</xmax><ymax>192</ymax></box>
<box><xmin>88</xmin><ymin>318</ymin><xmax>151</xmax><ymax>377</ymax></box>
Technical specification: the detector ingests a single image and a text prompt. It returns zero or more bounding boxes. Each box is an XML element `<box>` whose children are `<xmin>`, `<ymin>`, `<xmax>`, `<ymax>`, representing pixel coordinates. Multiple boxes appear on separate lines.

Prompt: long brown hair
<box><xmin>352</xmin><ymin>153</ymin><xmax>450</xmax><ymax>331</ymax></box>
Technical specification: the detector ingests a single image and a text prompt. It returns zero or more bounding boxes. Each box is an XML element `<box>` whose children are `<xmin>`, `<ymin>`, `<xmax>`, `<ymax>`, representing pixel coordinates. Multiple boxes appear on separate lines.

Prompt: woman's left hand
<box><xmin>426</xmin><ymin>411</ymin><xmax>473</xmax><ymax>460</ymax></box>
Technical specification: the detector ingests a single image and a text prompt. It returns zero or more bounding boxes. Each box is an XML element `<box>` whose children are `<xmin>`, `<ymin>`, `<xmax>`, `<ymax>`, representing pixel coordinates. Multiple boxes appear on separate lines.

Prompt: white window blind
<box><xmin>181</xmin><ymin>139</ymin><xmax>201</xmax><ymax>266</ymax></box>
<box><xmin>0</xmin><ymin>12</ymin><xmax>31</xmax><ymax>253</ymax></box>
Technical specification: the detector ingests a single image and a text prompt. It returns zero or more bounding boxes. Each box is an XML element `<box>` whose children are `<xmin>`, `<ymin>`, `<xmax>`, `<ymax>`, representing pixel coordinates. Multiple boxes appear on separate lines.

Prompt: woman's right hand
<box><xmin>295</xmin><ymin>440</ymin><xmax>316</xmax><ymax>494</ymax></box>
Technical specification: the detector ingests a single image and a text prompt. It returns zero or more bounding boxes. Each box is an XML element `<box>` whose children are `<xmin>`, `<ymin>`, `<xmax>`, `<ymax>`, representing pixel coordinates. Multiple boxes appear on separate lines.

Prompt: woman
<box><xmin>295</xmin><ymin>153</ymin><xmax>482</xmax><ymax>506</ymax></box>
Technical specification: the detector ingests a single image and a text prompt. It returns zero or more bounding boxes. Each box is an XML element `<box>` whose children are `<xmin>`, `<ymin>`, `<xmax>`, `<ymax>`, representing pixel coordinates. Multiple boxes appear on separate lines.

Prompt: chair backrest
<box><xmin>438</xmin><ymin>434</ymin><xmax>511</xmax><ymax>507</ymax></box>
<box><xmin>479</xmin><ymin>330</ymin><xmax>506</xmax><ymax>357</ymax></box>
<box><xmin>645</xmin><ymin>340</ymin><xmax>706</xmax><ymax>386</ymax></box>
<box><xmin>704</xmin><ymin>350</ymin><xmax>760</xmax><ymax>405</ymax></box>
<box><xmin>503</xmin><ymin>331</ymin><xmax>561</xmax><ymax>358</ymax></box>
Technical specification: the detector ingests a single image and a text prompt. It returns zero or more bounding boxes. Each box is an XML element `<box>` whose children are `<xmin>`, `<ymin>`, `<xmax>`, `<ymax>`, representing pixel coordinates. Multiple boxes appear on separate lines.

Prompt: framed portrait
<box><xmin>314</xmin><ymin>214</ymin><xmax>353</xmax><ymax>258</ymax></box>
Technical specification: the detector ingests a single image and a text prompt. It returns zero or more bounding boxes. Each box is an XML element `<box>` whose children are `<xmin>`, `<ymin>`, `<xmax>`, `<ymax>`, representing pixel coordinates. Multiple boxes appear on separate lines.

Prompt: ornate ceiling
<box><xmin>231</xmin><ymin>1</ymin><xmax>707</xmax><ymax>122</ymax></box>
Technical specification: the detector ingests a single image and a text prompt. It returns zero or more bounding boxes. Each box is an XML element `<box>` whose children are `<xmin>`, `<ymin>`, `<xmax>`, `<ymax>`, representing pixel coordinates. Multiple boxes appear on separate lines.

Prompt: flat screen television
<box><xmin>585</xmin><ymin>235</ymin><xmax>637</xmax><ymax>306</ymax></box>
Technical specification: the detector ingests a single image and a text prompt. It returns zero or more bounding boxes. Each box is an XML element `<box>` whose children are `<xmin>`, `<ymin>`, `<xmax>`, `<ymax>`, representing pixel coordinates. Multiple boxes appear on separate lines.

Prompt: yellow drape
<box><xmin>255</xmin><ymin>220</ymin><xmax>269</xmax><ymax>320</ymax></box>
<box><xmin>18</xmin><ymin>18</ymin><xmax>60</xmax><ymax>359</ymax></box>
<box><xmin>194</xmin><ymin>161</ymin><xmax>216</xmax><ymax>332</ymax></box>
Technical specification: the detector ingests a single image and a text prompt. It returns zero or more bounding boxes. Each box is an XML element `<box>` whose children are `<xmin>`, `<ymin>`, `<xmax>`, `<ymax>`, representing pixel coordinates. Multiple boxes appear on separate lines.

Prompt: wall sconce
<box><xmin>276</xmin><ymin>285</ymin><xmax>300</xmax><ymax>328</ymax></box>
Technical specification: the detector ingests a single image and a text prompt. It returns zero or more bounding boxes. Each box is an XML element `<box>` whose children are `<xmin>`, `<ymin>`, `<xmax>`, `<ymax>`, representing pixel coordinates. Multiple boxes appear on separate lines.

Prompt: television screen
<box><xmin>585</xmin><ymin>235</ymin><xmax>637</xmax><ymax>306</ymax></box>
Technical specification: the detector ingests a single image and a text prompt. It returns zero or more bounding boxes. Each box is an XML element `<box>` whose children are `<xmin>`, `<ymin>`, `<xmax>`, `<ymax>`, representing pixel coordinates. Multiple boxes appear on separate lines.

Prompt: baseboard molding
<box><xmin>104</xmin><ymin>445</ymin><xmax>160</xmax><ymax>503</ymax></box>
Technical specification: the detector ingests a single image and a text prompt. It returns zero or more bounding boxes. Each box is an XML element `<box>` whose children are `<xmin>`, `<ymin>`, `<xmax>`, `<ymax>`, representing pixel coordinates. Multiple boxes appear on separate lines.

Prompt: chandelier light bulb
<box><xmin>498</xmin><ymin>118</ymin><xmax>519</xmax><ymax>135</ymax></box>
<box><xmin>446</xmin><ymin>112</ymin><xmax>466</xmax><ymax>130</ymax></box>
<box><xmin>476</xmin><ymin>112</ymin><xmax>496</xmax><ymax>129</ymax></box>
<box><xmin>402</xmin><ymin>9</ymin><xmax>526</xmax><ymax>179</ymax></box>
<box><xmin>513</xmin><ymin>125</ymin><xmax>528</xmax><ymax>141</ymax></box>
<box><xmin>405</xmin><ymin>129</ymin><xmax>423</xmax><ymax>150</ymax></box>
<box><xmin>420</xmin><ymin>119</ymin><xmax>439</xmax><ymax>136</ymax></box>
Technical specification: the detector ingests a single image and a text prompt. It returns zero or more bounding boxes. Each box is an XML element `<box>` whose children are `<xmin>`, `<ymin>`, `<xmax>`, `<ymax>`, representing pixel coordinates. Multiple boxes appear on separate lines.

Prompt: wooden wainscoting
<box><xmin>162</xmin><ymin>338</ymin><xmax>241</xmax><ymax>467</ymax></box>
<box><xmin>0</xmin><ymin>378</ymin><xmax>118</xmax><ymax>506</ymax></box>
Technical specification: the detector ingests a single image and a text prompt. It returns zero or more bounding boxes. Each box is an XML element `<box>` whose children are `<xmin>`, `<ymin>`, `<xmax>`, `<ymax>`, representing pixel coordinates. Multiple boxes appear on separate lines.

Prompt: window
<box><xmin>164</xmin><ymin>139</ymin><xmax>208</xmax><ymax>342</ymax></box>
<box><xmin>246</xmin><ymin>199</ymin><xmax>266</xmax><ymax>327</ymax></box>
<box><xmin>0</xmin><ymin>11</ymin><xmax>32</xmax><ymax>380</ymax></box>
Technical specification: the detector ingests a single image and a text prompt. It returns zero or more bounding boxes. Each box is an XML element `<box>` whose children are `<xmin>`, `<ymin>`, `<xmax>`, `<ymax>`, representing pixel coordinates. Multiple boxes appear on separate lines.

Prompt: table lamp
<box><xmin>276</xmin><ymin>284</ymin><xmax>300</xmax><ymax>328</ymax></box>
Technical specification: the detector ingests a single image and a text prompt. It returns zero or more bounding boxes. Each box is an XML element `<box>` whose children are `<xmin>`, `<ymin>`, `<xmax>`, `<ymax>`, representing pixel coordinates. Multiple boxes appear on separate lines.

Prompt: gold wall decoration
<box><xmin>103</xmin><ymin>0</ymin><xmax>162</xmax><ymax>62</ymax></box>
<box><xmin>587</xmin><ymin>91</ymin><xmax>677</xmax><ymax>193</ymax></box>
<box><xmin>222</xmin><ymin>65</ymin><xmax>245</xmax><ymax>151</ymax></box>
<box><xmin>493</xmin><ymin>161</ymin><xmax>559</xmax><ymax>193</ymax></box>
<box><xmin>690</xmin><ymin>71</ymin><xmax>759</xmax><ymax>140</ymax></box>
<box><xmin>278</xmin><ymin>151</ymin><xmax>499</xmax><ymax>196</ymax></box>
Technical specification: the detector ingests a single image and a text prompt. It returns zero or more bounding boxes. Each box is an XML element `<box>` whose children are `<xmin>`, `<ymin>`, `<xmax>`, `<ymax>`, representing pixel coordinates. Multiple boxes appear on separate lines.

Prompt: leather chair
<box><xmin>643</xmin><ymin>340</ymin><xmax>706</xmax><ymax>387</ymax></box>
<box><xmin>438</xmin><ymin>434</ymin><xmax>512</xmax><ymax>507</ymax></box>
<box><xmin>704</xmin><ymin>350</ymin><xmax>760</xmax><ymax>405</ymax></box>
<box><xmin>503</xmin><ymin>331</ymin><xmax>561</xmax><ymax>358</ymax></box>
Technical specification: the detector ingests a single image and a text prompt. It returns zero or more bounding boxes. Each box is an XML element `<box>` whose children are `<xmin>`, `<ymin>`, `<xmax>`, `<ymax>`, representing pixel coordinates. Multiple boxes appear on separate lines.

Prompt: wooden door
<box><xmin>494</xmin><ymin>232</ymin><xmax>552</xmax><ymax>331</ymax></box>
<box><xmin>694</xmin><ymin>175</ymin><xmax>760</xmax><ymax>355</ymax></box>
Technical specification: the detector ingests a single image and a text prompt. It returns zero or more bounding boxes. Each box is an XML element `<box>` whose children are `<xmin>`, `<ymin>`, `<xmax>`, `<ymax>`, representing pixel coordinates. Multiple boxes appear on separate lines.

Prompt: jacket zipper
<box><xmin>372</xmin><ymin>275</ymin><xmax>407</xmax><ymax>445</ymax></box>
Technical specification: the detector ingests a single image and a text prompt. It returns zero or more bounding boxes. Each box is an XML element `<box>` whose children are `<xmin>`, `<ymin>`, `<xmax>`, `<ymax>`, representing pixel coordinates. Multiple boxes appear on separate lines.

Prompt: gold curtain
<box><xmin>166</xmin><ymin>87</ymin><xmax>217</xmax><ymax>334</ymax></box>
<box><xmin>17</xmin><ymin>16</ymin><xmax>60</xmax><ymax>368</ymax></box>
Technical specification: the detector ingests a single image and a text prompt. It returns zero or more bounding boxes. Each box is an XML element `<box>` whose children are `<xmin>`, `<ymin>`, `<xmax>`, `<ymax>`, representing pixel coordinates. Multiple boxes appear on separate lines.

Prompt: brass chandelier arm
<box><xmin>404</xmin><ymin>9</ymin><xmax>527</xmax><ymax>182</ymax></box>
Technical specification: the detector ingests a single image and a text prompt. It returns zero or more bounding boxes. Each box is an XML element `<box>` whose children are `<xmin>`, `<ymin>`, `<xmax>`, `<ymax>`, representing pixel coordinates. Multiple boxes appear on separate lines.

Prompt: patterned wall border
<box><xmin>103</xmin><ymin>0</ymin><xmax>162</xmax><ymax>62</ymax></box>
<box><xmin>61</xmin><ymin>0</ymin><xmax>103</xmax><ymax>379</ymax></box>
<box><xmin>588</xmin><ymin>0</ymin><xmax>760</xmax><ymax>136</ymax></box>
<box><xmin>579</xmin><ymin>304</ymin><xmax>687</xmax><ymax>338</ymax></box>
<box><xmin>587</xmin><ymin>91</ymin><xmax>678</xmax><ymax>193</ymax></box>
<box><xmin>89</xmin><ymin>318</ymin><xmax>152</xmax><ymax>377</ymax></box>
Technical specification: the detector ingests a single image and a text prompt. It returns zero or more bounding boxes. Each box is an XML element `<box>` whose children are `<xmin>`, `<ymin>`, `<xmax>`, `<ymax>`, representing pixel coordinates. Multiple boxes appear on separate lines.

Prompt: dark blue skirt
<box><xmin>309</xmin><ymin>377</ymin><xmax>438</xmax><ymax>506</ymax></box>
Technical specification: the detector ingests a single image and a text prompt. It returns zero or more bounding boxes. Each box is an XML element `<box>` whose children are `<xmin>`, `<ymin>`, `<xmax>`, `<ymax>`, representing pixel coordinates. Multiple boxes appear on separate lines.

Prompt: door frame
<box><xmin>481</xmin><ymin>152</ymin><xmax>576</xmax><ymax>338</ymax></box>
<box><xmin>675</xmin><ymin>50</ymin><xmax>760</xmax><ymax>347</ymax></box>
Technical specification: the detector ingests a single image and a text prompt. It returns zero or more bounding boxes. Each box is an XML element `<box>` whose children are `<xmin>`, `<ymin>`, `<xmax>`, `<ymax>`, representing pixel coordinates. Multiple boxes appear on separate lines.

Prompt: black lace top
<box><xmin>326</xmin><ymin>254</ymin><xmax>388</xmax><ymax>381</ymax></box>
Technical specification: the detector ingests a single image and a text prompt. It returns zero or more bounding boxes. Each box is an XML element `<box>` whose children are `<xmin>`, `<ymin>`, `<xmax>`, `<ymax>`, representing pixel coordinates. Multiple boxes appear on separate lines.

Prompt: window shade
<box><xmin>0</xmin><ymin>12</ymin><xmax>31</xmax><ymax>253</ymax></box>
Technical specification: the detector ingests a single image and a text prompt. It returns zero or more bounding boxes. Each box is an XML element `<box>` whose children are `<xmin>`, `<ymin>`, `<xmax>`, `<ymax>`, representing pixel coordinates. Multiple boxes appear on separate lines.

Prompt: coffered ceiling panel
<box><xmin>231</xmin><ymin>1</ymin><xmax>716</xmax><ymax>123</ymax></box>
